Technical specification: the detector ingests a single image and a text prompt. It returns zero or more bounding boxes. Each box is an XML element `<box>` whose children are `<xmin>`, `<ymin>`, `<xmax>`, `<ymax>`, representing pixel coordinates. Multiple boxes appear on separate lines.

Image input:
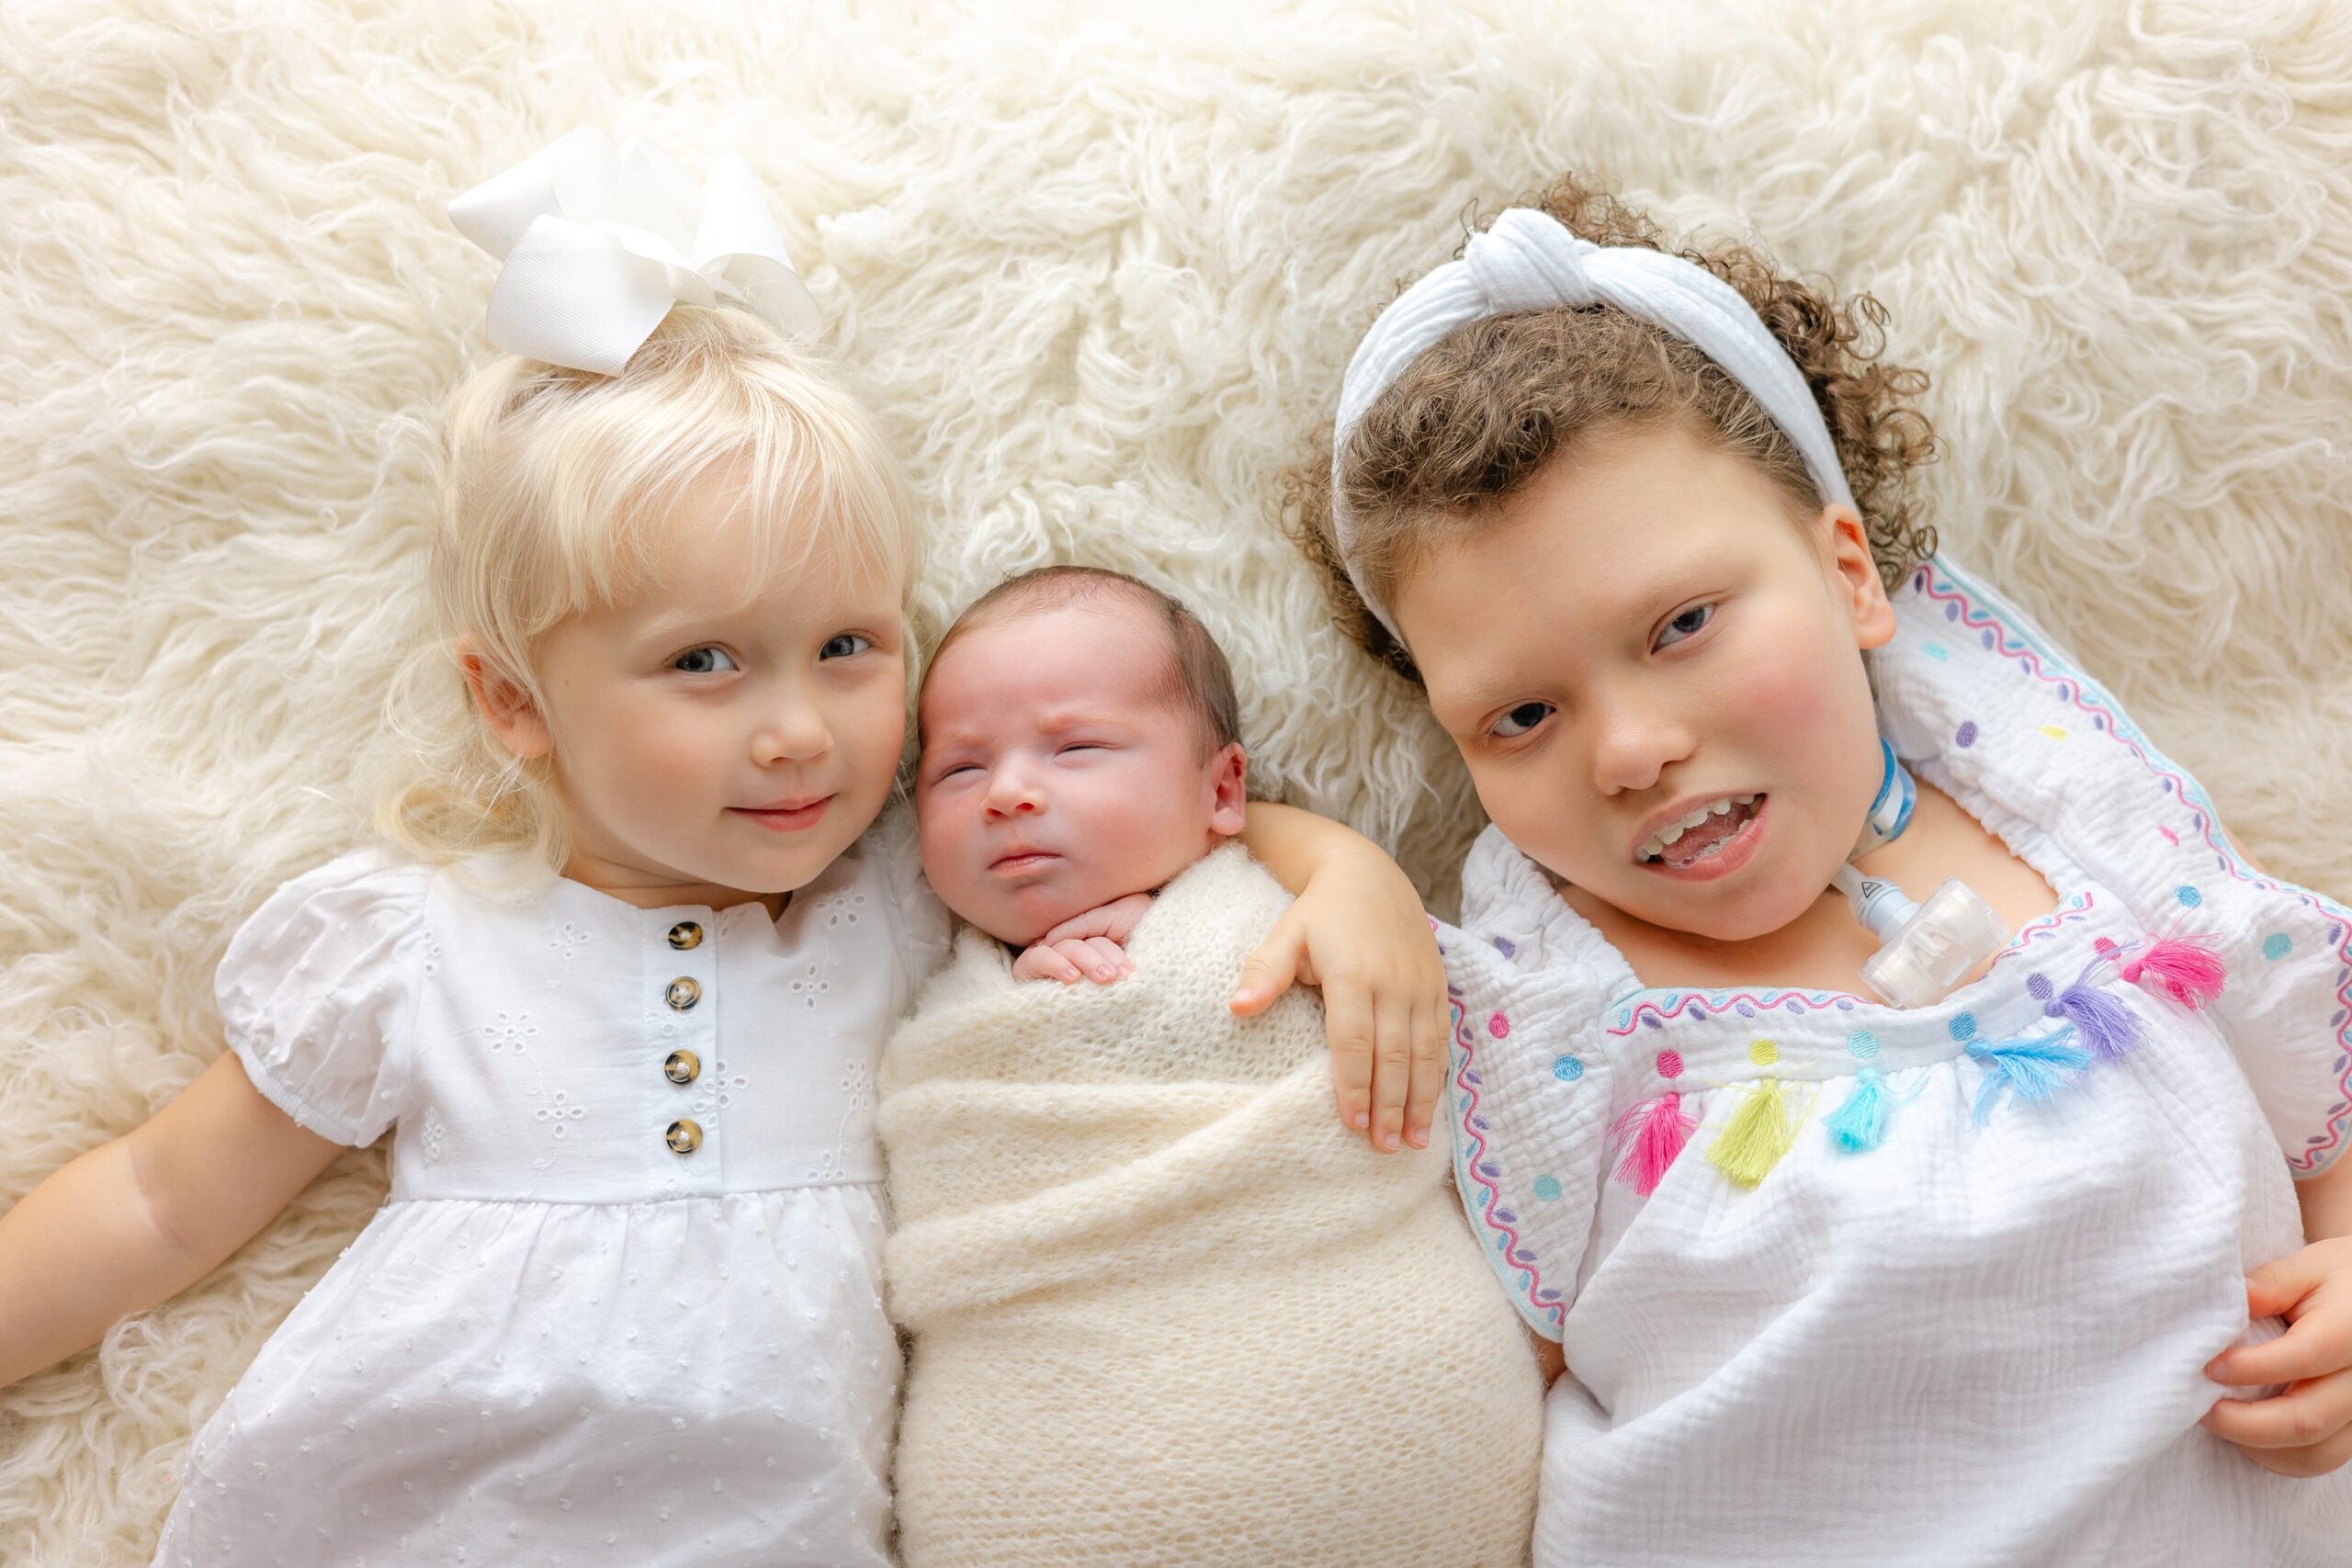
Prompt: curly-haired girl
<box><xmin>1294</xmin><ymin>175</ymin><xmax>2352</xmax><ymax>1565</ymax></box>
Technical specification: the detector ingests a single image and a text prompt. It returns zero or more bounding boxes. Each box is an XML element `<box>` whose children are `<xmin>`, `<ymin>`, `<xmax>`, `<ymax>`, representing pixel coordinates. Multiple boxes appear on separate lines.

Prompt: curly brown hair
<box><xmin>1286</xmin><ymin>174</ymin><xmax>1939</xmax><ymax>682</ymax></box>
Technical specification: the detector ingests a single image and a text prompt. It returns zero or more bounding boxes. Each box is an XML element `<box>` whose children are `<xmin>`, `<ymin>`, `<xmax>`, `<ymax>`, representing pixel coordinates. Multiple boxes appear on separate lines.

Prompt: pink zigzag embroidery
<box><xmin>1916</xmin><ymin>566</ymin><xmax>2352</xmax><ymax>1174</ymax></box>
<box><xmin>1449</xmin><ymin>995</ymin><xmax>1567</xmax><ymax>1331</ymax></box>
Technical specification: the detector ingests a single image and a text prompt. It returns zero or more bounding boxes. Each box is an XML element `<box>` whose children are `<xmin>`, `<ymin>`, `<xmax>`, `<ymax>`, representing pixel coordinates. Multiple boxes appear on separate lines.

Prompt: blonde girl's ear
<box><xmin>1817</xmin><ymin>502</ymin><xmax>1899</xmax><ymax>651</ymax></box>
<box><xmin>459</xmin><ymin>647</ymin><xmax>553</xmax><ymax>761</ymax></box>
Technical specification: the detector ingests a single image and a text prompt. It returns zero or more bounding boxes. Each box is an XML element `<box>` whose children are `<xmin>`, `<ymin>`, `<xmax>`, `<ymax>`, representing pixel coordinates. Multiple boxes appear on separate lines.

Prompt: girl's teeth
<box><xmin>1660</xmin><ymin>823</ymin><xmax>1688</xmax><ymax>845</ymax></box>
<box><xmin>1707</xmin><ymin>797</ymin><xmax>1732</xmax><ymax>817</ymax></box>
<box><xmin>1639</xmin><ymin>836</ymin><xmax>1665</xmax><ymax>861</ymax></box>
<box><xmin>1679</xmin><ymin>809</ymin><xmax>1707</xmax><ymax>831</ymax></box>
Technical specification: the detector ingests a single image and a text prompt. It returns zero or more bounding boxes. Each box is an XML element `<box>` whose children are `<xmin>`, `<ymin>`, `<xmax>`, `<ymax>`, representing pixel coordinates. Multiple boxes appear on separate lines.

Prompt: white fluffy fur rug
<box><xmin>6</xmin><ymin>0</ymin><xmax>2351</xmax><ymax>1558</ymax></box>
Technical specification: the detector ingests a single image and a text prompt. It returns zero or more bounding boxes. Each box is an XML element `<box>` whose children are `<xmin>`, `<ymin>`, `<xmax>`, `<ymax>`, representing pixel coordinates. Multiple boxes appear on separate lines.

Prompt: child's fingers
<box><xmin>2209</xmin><ymin>1303</ymin><xmax>2352</xmax><ymax>1389</ymax></box>
<box><xmin>2201</xmin><ymin>1368</ymin><xmax>2352</xmax><ymax>1474</ymax></box>
<box><xmin>1318</xmin><ymin>971</ymin><xmax>1377</xmax><ymax>1135</ymax></box>
<box><xmin>1403</xmin><ymin>987</ymin><xmax>1449</xmax><ymax>1151</ymax></box>
<box><xmin>1368</xmin><ymin>976</ymin><xmax>1415</xmax><ymax>1152</ymax></box>
<box><xmin>1230</xmin><ymin>909</ymin><xmax>1307</xmax><ymax>1019</ymax></box>
<box><xmin>2245</xmin><ymin>1247</ymin><xmax>2333</xmax><ymax>1321</ymax></box>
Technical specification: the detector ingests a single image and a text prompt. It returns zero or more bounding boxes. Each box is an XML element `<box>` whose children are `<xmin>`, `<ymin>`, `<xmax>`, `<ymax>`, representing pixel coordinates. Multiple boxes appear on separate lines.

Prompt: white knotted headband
<box><xmin>1329</xmin><ymin>207</ymin><xmax>1856</xmax><ymax>643</ymax></box>
<box><xmin>448</xmin><ymin>128</ymin><xmax>822</xmax><ymax>376</ymax></box>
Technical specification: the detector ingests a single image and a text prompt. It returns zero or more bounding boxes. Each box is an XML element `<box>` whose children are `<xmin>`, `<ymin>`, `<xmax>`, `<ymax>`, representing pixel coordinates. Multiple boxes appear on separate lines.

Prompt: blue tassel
<box><xmin>2045</xmin><ymin>980</ymin><xmax>2143</xmax><ymax>1064</ymax></box>
<box><xmin>1965</xmin><ymin>1027</ymin><xmax>2089</xmax><ymax>1126</ymax></box>
<box><xmin>1824</xmin><ymin>1065</ymin><xmax>1894</xmax><ymax>1154</ymax></box>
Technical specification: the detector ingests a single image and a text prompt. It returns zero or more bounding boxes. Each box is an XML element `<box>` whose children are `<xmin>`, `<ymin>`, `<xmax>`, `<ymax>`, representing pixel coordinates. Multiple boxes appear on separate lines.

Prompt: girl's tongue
<box><xmin>1643</xmin><ymin>795</ymin><xmax>1760</xmax><ymax>869</ymax></box>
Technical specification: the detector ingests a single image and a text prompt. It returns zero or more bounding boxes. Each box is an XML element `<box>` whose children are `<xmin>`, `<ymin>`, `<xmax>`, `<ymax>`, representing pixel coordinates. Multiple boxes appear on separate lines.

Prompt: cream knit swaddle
<box><xmin>881</xmin><ymin>844</ymin><xmax>1543</xmax><ymax>1567</ymax></box>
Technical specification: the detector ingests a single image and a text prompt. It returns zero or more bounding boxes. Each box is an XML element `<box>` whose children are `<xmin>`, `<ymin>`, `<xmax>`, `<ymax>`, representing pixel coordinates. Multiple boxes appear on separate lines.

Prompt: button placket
<box><xmin>655</xmin><ymin>914</ymin><xmax>718</xmax><ymax>1168</ymax></box>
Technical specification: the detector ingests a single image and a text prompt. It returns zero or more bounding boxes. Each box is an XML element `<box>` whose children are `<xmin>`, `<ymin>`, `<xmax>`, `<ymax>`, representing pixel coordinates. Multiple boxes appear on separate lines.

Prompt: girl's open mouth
<box><xmin>1636</xmin><ymin>794</ymin><xmax>1763</xmax><ymax>872</ymax></box>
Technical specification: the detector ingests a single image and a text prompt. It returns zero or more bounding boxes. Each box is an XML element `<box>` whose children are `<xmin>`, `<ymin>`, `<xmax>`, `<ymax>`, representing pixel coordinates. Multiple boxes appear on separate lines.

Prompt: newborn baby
<box><xmin>880</xmin><ymin>566</ymin><xmax>1542</xmax><ymax>1568</ymax></box>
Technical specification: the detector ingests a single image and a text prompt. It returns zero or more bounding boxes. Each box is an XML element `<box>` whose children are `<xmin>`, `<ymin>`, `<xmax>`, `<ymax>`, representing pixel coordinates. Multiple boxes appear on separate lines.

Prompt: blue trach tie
<box><xmin>1832</xmin><ymin>739</ymin><xmax>2009</xmax><ymax>1008</ymax></box>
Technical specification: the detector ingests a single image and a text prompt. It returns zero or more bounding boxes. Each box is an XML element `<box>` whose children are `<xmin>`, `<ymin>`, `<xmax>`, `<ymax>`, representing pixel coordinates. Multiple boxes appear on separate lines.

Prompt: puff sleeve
<box><xmin>215</xmin><ymin>850</ymin><xmax>427</xmax><ymax>1146</ymax></box>
<box><xmin>1437</xmin><ymin>828</ymin><xmax>1622</xmax><ymax>1339</ymax></box>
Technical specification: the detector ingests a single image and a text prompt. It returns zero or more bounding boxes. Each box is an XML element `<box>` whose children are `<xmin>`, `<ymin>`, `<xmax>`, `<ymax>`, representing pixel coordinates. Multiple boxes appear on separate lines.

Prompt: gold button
<box><xmin>663</xmin><ymin>1050</ymin><xmax>700</xmax><ymax>1086</ymax></box>
<box><xmin>664</xmin><ymin>976</ymin><xmax>701</xmax><ymax>1010</ymax></box>
<box><xmin>665</xmin><ymin>1119</ymin><xmax>703</xmax><ymax>1155</ymax></box>
<box><xmin>667</xmin><ymin>921</ymin><xmax>703</xmax><ymax>951</ymax></box>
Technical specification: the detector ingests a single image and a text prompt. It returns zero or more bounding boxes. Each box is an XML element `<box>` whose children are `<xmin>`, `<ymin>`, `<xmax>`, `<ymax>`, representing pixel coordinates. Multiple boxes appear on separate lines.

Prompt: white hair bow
<box><xmin>447</xmin><ymin>128</ymin><xmax>822</xmax><ymax>376</ymax></box>
<box><xmin>1330</xmin><ymin>208</ymin><xmax>1854</xmax><ymax>642</ymax></box>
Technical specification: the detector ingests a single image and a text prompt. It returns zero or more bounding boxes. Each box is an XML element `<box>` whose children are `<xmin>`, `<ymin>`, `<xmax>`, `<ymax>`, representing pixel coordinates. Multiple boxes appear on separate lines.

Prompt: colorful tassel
<box><xmin>2044</xmin><ymin>979</ymin><xmax>2143</xmax><ymax>1064</ymax></box>
<box><xmin>2119</xmin><ymin>936</ymin><xmax>2227</xmax><ymax>1010</ymax></box>
<box><xmin>1609</xmin><ymin>1092</ymin><xmax>1695</xmax><ymax>1197</ymax></box>
<box><xmin>1823</xmin><ymin>1065</ymin><xmax>1894</xmax><ymax>1154</ymax></box>
<box><xmin>1964</xmin><ymin>1028</ymin><xmax>2089</xmax><ymax>1125</ymax></box>
<box><xmin>1704</xmin><ymin>1078</ymin><xmax>1799</xmax><ymax>1189</ymax></box>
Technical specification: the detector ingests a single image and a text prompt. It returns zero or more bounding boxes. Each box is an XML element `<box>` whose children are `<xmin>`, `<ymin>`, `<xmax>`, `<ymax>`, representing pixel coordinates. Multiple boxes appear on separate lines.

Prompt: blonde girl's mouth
<box><xmin>1636</xmin><ymin>794</ymin><xmax>1763</xmax><ymax>872</ymax></box>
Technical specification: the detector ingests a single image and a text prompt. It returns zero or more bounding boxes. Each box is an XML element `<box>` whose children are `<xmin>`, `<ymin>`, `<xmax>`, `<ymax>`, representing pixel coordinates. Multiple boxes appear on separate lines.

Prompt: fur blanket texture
<box><xmin>6</xmin><ymin>0</ymin><xmax>2352</xmax><ymax>1559</ymax></box>
<box><xmin>878</xmin><ymin>845</ymin><xmax>1543</xmax><ymax>1567</ymax></box>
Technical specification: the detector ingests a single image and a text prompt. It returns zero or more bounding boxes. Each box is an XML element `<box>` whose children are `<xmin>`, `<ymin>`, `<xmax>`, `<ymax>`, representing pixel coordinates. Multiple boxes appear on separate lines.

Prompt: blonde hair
<box><xmin>379</xmin><ymin>305</ymin><xmax>914</xmax><ymax>869</ymax></box>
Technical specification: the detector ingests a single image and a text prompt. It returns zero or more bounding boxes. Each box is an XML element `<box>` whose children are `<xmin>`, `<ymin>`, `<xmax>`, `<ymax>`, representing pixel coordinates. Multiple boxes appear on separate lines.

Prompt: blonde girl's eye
<box><xmin>673</xmin><ymin>646</ymin><xmax>739</xmax><ymax>674</ymax></box>
<box><xmin>820</xmin><ymin>633</ymin><xmax>872</xmax><ymax>660</ymax></box>
<box><xmin>1654</xmin><ymin>603</ymin><xmax>1715</xmax><ymax>651</ymax></box>
<box><xmin>1491</xmin><ymin>701</ymin><xmax>1555</xmax><ymax>739</ymax></box>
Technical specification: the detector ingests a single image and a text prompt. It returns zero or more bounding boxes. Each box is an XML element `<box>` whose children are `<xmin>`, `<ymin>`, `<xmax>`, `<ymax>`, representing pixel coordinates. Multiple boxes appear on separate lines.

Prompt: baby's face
<box><xmin>916</xmin><ymin>604</ymin><xmax>1246</xmax><ymax>947</ymax></box>
<box><xmin>1391</xmin><ymin>421</ymin><xmax>1895</xmax><ymax>943</ymax></box>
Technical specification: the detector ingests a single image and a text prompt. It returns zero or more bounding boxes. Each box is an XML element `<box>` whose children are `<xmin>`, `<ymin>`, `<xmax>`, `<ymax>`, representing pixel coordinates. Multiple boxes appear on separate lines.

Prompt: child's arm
<box><xmin>0</xmin><ymin>1053</ymin><xmax>338</xmax><ymax>1388</ymax></box>
<box><xmin>2199</xmin><ymin>1158</ymin><xmax>2352</xmax><ymax>1475</ymax></box>
<box><xmin>1231</xmin><ymin>802</ymin><xmax>1447</xmax><ymax>1154</ymax></box>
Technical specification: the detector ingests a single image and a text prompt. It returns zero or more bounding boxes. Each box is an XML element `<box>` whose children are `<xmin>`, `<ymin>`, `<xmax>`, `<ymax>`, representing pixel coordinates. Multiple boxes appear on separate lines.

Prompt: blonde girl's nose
<box><xmin>752</xmin><ymin>685</ymin><xmax>833</xmax><ymax>764</ymax></box>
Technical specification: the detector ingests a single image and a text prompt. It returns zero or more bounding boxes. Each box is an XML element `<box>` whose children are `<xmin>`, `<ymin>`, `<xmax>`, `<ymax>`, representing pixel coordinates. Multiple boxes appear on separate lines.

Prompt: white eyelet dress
<box><xmin>151</xmin><ymin>829</ymin><xmax>947</xmax><ymax>1568</ymax></box>
<box><xmin>1440</xmin><ymin>557</ymin><xmax>2352</xmax><ymax>1568</ymax></box>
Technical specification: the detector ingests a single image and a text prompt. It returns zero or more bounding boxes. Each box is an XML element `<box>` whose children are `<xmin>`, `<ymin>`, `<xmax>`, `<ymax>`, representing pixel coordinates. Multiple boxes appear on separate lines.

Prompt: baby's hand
<box><xmin>2201</xmin><ymin>1236</ymin><xmax>2352</xmax><ymax>1476</ymax></box>
<box><xmin>1011</xmin><ymin>894</ymin><xmax>1152</xmax><ymax>985</ymax></box>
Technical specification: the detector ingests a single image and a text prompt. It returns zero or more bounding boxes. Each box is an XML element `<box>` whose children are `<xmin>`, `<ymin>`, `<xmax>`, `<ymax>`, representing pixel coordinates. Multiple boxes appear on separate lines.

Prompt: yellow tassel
<box><xmin>1704</xmin><ymin>1077</ymin><xmax>1799</xmax><ymax>1189</ymax></box>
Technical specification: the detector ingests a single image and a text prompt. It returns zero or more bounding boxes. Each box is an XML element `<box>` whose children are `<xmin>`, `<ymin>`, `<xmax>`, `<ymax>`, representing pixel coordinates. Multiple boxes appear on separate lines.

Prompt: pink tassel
<box><xmin>2119</xmin><ymin>936</ymin><xmax>2228</xmax><ymax>1010</ymax></box>
<box><xmin>1611</xmin><ymin>1092</ymin><xmax>1696</xmax><ymax>1197</ymax></box>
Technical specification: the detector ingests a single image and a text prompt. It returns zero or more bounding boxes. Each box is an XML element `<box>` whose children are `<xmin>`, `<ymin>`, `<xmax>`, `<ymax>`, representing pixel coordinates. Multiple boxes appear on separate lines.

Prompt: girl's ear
<box><xmin>1818</xmin><ymin>503</ymin><xmax>1898</xmax><ymax>651</ymax></box>
<box><xmin>460</xmin><ymin>648</ymin><xmax>554</xmax><ymax>760</ymax></box>
<box><xmin>1206</xmin><ymin>743</ymin><xmax>1249</xmax><ymax>838</ymax></box>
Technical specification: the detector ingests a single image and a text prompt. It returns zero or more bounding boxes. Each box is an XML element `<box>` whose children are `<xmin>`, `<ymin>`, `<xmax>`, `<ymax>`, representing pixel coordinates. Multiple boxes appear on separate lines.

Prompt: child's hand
<box><xmin>2201</xmin><ymin>1237</ymin><xmax>2352</xmax><ymax>1476</ymax></box>
<box><xmin>1012</xmin><ymin>894</ymin><xmax>1151</xmax><ymax>984</ymax></box>
<box><xmin>1231</xmin><ymin>840</ymin><xmax>1447</xmax><ymax>1154</ymax></box>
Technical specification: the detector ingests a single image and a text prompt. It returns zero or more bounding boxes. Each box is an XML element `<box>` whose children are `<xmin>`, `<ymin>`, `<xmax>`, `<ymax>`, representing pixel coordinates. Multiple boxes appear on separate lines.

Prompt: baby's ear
<box><xmin>1207</xmin><ymin>743</ymin><xmax>1248</xmax><ymax>837</ymax></box>
<box><xmin>461</xmin><ymin>648</ymin><xmax>553</xmax><ymax>761</ymax></box>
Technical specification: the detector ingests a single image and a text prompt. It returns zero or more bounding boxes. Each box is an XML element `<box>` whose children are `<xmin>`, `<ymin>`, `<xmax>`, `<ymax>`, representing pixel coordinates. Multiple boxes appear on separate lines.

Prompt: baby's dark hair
<box><xmin>1287</xmin><ymin>173</ymin><xmax>1939</xmax><ymax>682</ymax></box>
<box><xmin>923</xmin><ymin>565</ymin><xmax>1242</xmax><ymax>759</ymax></box>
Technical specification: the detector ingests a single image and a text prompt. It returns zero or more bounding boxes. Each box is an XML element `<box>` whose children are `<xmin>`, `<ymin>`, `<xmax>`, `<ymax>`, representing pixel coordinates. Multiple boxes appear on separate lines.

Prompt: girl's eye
<box><xmin>1655</xmin><ymin>603</ymin><xmax>1714</xmax><ymax>650</ymax></box>
<box><xmin>673</xmin><ymin>646</ymin><xmax>739</xmax><ymax>674</ymax></box>
<box><xmin>1491</xmin><ymin>701</ymin><xmax>1555</xmax><ymax>739</ymax></box>
<box><xmin>820</xmin><ymin>633</ymin><xmax>872</xmax><ymax>660</ymax></box>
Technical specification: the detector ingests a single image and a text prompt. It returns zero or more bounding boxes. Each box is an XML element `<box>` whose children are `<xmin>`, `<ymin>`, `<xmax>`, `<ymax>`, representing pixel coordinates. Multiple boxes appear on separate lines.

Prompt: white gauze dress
<box><xmin>1439</xmin><ymin>558</ymin><xmax>2352</xmax><ymax>1568</ymax></box>
<box><xmin>152</xmin><ymin>829</ymin><xmax>945</xmax><ymax>1568</ymax></box>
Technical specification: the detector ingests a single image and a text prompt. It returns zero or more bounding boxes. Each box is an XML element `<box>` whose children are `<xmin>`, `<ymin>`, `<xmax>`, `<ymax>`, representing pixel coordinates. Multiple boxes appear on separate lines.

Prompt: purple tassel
<box><xmin>2043</xmin><ymin>980</ymin><xmax>2143</xmax><ymax>1064</ymax></box>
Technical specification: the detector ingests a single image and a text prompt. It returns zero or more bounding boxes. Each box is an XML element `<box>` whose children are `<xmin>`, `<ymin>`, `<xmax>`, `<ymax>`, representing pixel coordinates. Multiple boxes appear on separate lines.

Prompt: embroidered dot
<box><xmin>2265</xmin><ymin>933</ymin><xmax>2293</xmax><ymax>961</ymax></box>
<box><xmin>1748</xmin><ymin>1038</ymin><xmax>1780</xmax><ymax>1066</ymax></box>
<box><xmin>1846</xmin><ymin>1029</ymin><xmax>1880</xmax><ymax>1060</ymax></box>
<box><xmin>1552</xmin><ymin>1055</ymin><xmax>1584</xmax><ymax>1083</ymax></box>
<box><xmin>1488</xmin><ymin>1011</ymin><xmax>1510</xmax><ymax>1038</ymax></box>
<box><xmin>1923</xmin><ymin>643</ymin><xmax>1950</xmax><ymax>661</ymax></box>
<box><xmin>1532</xmin><ymin>1175</ymin><xmax>1563</xmax><ymax>1201</ymax></box>
<box><xmin>2176</xmin><ymin>885</ymin><xmax>2203</xmax><ymax>908</ymax></box>
<box><xmin>1948</xmin><ymin>1011</ymin><xmax>1978</xmax><ymax>1042</ymax></box>
<box><xmin>1655</xmin><ymin>1050</ymin><xmax>1685</xmax><ymax>1080</ymax></box>
<box><xmin>2038</xmin><ymin>724</ymin><xmax>2067</xmax><ymax>740</ymax></box>
<box><xmin>2093</xmin><ymin>936</ymin><xmax>2120</xmax><ymax>955</ymax></box>
<box><xmin>1492</xmin><ymin>936</ymin><xmax>1516</xmax><ymax>957</ymax></box>
<box><xmin>1955</xmin><ymin>721</ymin><xmax>1979</xmax><ymax>749</ymax></box>
<box><xmin>2026</xmin><ymin>973</ymin><xmax>2052</xmax><ymax>1000</ymax></box>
